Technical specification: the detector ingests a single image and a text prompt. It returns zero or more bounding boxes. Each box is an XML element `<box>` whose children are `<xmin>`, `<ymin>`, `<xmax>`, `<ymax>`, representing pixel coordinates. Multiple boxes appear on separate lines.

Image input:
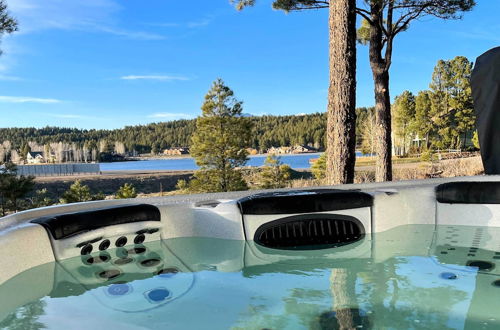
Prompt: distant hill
<box><xmin>0</xmin><ymin>109</ymin><xmax>373</xmax><ymax>154</ymax></box>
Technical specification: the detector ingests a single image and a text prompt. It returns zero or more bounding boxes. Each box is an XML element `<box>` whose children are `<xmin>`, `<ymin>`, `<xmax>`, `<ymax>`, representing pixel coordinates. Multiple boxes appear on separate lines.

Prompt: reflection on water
<box><xmin>0</xmin><ymin>301</ymin><xmax>46</xmax><ymax>330</ymax></box>
<box><xmin>1</xmin><ymin>225</ymin><xmax>500</xmax><ymax>329</ymax></box>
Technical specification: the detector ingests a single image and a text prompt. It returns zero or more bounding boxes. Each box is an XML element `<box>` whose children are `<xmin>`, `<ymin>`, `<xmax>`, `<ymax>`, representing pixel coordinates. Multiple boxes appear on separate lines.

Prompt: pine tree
<box><xmin>20</xmin><ymin>144</ymin><xmax>31</xmax><ymax>162</ymax></box>
<box><xmin>414</xmin><ymin>91</ymin><xmax>433</xmax><ymax>150</ymax></box>
<box><xmin>189</xmin><ymin>79</ymin><xmax>253</xmax><ymax>192</ymax></box>
<box><xmin>311</xmin><ymin>153</ymin><xmax>327</xmax><ymax>181</ymax></box>
<box><xmin>429</xmin><ymin>59</ymin><xmax>453</xmax><ymax>148</ymax></box>
<box><xmin>392</xmin><ymin>91</ymin><xmax>416</xmax><ymax>156</ymax></box>
<box><xmin>30</xmin><ymin>189</ymin><xmax>53</xmax><ymax>208</ymax></box>
<box><xmin>257</xmin><ymin>155</ymin><xmax>292</xmax><ymax>189</ymax></box>
<box><xmin>449</xmin><ymin>56</ymin><xmax>475</xmax><ymax>149</ymax></box>
<box><xmin>360</xmin><ymin>109</ymin><xmax>376</xmax><ymax>155</ymax></box>
<box><xmin>115</xmin><ymin>183</ymin><xmax>138</xmax><ymax>199</ymax></box>
<box><xmin>60</xmin><ymin>180</ymin><xmax>92</xmax><ymax>204</ymax></box>
<box><xmin>0</xmin><ymin>163</ymin><xmax>35</xmax><ymax>215</ymax></box>
<box><xmin>429</xmin><ymin>56</ymin><xmax>475</xmax><ymax>149</ymax></box>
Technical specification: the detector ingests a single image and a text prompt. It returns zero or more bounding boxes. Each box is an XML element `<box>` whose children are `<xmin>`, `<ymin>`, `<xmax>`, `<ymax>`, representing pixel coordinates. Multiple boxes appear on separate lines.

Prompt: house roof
<box><xmin>27</xmin><ymin>151</ymin><xmax>44</xmax><ymax>157</ymax></box>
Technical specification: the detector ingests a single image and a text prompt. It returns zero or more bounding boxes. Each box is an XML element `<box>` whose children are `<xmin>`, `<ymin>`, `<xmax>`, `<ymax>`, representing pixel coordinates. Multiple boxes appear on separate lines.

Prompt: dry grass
<box><xmin>438</xmin><ymin>157</ymin><xmax>484</xmax><ymax>177</ymax></box>
<box><xmin>392</xmin><ymin>156</ymin><xmax>484</xmax><ymax>181</ymax></box>
<box><xmin>354</xmin><ymin>171</ymin><xmax>375</xmax><ymax>183</ymax></box>
<box><xmin>288</xmin><ymin>156</ymin><xmax>485</xmax><ymax>188</ymax></box>
<box><xmin>290</xmin><ymin>178</ymin><xmax>323</xmax><ymax>188</ymax></box>
<box><xmin>355</xmin><ymin>156</ymin><xmax>422</xmax><ymax>166</ymax></box>
<box><xmin>129</xmin><ymin>157</ymin><xmax>486</xmax><ymax>194</ymax></box>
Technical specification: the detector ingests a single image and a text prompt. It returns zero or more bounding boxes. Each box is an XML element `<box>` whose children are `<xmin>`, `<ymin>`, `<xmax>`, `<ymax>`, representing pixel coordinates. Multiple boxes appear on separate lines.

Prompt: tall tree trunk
<box><xmin>372</xmin><ymin>69</ymin><xmax>393</xmax><ymax>181</ymax></box>
<box><xmin>326</xmin><ymin>0</ymin><xmax>357</xmax><ymax>185</ymax></box>
<box><xmin>330</xmin><ymin>268</ymin><xmax>356</xmax><ymax>329</ymax></box>
<box><xmin>368</xmin><ymin>1</ymin><xmax>394</xmax><ymax>182</ymax></box>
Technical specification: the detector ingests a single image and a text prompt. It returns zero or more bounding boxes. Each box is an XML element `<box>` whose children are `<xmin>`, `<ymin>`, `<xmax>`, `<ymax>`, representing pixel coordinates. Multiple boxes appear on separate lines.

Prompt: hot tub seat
<box><xmin>436</xmin><ymin>181</ymin><xmax>500</xmax><ymax>227</ymax></box>
<box><xmin>436</xmin><ymin>181</ymin><xmax>500</xmax><ymax>204</ymax></box>
<box><xmin>237</xmin><ymin>189</ymin><xmax>373</xmax><ymax>215</ymax></box>
<box><xmin>30</xmin><ymin>204</ymin><xmax>162</xmax><ymax>260</ymax></box>
<box><xmin>31</xmin><ymin>204</ymin><xmax>161</xmax><ymax>240</ymax></box>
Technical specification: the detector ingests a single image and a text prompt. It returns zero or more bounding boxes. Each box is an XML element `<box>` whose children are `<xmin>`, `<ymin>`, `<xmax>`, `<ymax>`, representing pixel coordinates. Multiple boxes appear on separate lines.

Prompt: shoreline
<box><xmin>128</xmin><ymin>152</ymin><xmax>324</xmax><ymax>161</ymax></box>
<box><xmin>34</xmin><ymin>169</ymin><xmax>195</xmax><ymax>182</ymax></box>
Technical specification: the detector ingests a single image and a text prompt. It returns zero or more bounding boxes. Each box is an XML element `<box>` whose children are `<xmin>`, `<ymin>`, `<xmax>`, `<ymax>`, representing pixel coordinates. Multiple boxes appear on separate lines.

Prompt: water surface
<box><xmin>100</xmin><ymin>152</ymin><xmax>370</xmax><ymax>172</ymax></box>
<box><xmin>1</xmin><ymin>224</ymin><xmax>499</xmax><ymax>329</ymax></box>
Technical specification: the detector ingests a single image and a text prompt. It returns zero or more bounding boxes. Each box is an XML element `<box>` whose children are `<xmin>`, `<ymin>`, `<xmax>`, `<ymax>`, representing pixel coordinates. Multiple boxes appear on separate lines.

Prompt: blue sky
<box><xmin>0</xmin><ymin>0</ymin><xmax>499</xmax><ymax>129</ymax></box>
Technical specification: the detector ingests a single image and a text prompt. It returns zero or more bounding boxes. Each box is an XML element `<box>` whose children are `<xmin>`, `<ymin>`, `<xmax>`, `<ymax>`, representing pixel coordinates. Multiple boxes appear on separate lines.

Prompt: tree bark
<box><xmin>368</xmin><ymin>1</ymin><xmax>393</xmax><ymax>182</ymax></box>
<box><xmin>326</xmin><ymin>0</ymin><xmax>357</xmax><ymax>185</ymax></box>
<box><xmin>372</xmin><ymin>69</ymin><xmax>393</xmax><ymax>181</ymax></box>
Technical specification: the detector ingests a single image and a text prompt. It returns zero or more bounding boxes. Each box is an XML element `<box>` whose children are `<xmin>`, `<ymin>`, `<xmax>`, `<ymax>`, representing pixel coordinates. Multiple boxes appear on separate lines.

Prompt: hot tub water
<box><xmin>0</xmin><ymin>224</ymin><xmax>499</xmax><ymax>330</ymax></box>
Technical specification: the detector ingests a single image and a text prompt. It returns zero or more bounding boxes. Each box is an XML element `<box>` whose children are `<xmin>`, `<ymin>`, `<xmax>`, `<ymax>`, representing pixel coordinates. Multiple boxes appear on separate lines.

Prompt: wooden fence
<box><xmin>16</xmin><ymin>163</ymin><xmax>101</xmax><ymax>177</ymax></box>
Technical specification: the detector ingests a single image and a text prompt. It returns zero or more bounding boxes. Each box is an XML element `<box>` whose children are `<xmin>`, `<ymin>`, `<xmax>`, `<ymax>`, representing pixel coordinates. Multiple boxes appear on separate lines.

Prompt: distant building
<box><xmin>266</xmin><ymin>145</ymin><xmax>318</xmax><ymax>155</ymax></box>
<box><xmin>266</xmin><ymin>146</ymin><xmax>292</xmax><ymax>154</ymax></box>
<box><xmin>163</xmin><ymin>147</ymin><xmax>189</xmax><ymax>156</ymax></box>
<box><xmin>291</xmin><ymin>145</ymin><xmax>318</xmax><ymax>154</ymax></box>
<box><xmin>246</xmin><ymin>148</ymin><xmax>258</xmax><ymax>155</ymax></box>
<box><xmin>26</xmin><ymin>151</ymin><xmax>44</xmax><ymax>164</ymax></box>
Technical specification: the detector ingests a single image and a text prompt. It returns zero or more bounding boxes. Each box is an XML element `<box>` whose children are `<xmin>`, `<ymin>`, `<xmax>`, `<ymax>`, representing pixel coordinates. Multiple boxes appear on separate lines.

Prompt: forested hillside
<box><xmin>0</xmin><ymin>109</ymin><xmax>381</xmax><ymax>155</ymax></box>
<box><xmin>0</xmin><ymin>113</ymin><xmax>334</xmax><ymax>154</ymax></box>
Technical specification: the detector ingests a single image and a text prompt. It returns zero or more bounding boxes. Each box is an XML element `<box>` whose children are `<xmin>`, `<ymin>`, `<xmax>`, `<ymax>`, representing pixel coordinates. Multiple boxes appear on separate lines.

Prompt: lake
<box><xmin>100</xmin><ymin>152</ymin><xmax>369</xmax><ymax>172</ymax></box>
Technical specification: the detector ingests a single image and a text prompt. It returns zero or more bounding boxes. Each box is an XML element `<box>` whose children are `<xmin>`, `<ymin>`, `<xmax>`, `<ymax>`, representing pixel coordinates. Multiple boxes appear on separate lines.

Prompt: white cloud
<box><xmin>9</xmin><ymin>0</ymin><xmax>119</xmax><ymax>32</ymax></box>
<box><xmin>121</xmin><ymin>75</ymin><xmax>190</xmax><ymax>81</ymax></box>
<box><xmin>187</xmin><ymin>18</ymin><xmax>212</xmax><ymax>29</ymax></box>
<box><xmin>95</xmin><ymin>27</ymin><xmax>166</xmax><ymax>40</ymax></box>
<box><xmin>148</xmin><ymin>113</ymin><xmax>193</xmax><ymax>119</ymax></box>
<box><xmin>0</xmin><ymin>96</ymin><xmax>62</xmax><ymax>104</ymax></box>
<box><xmin>150</xmin><ymin>16</ymin><xmax>213</xmax><ymax>29</ymax></box>
<box><xmin>9</xmin><ymin>0</ymin><xmax>165</xmax><ymax>40</ymax></box>
<box><xmin>0</xmin><ymin>75</ymin><xmax>23</xmax><ymax>81</ymax></box>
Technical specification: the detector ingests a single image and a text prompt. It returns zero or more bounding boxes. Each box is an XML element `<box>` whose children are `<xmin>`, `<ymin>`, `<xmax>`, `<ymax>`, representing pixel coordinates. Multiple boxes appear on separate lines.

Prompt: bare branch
<box><xmin>393</xmin><ymin>5</ymin><xmax>428</xmax><ymax>35</ymax></box>
<box><xmin>356</xmin><ymin>8</ymin><xmax>373</xmax><ymax>24</ymax></box>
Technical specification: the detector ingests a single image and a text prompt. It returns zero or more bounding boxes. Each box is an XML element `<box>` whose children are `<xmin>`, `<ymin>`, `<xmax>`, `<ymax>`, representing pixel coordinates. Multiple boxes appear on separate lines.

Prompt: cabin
<box><xmin>267</xmin><ymin>145</ymin><xmax>318</xmax><ymax>155</ymax></box>
<box><xmin>291</xmin><ymin>145</ymin><xmax>318</xmax><ymax>154</ymax></box>
<box><xmin>266</xmin><ymin>146</ymin><xmax>292</xmax><ymax>154</ymax></box>
<box><xmin>26</xmin><ymin>151</ymin><xmax>44</xmax><ymax>164</ymax></box>
<box><xmin>163</xmin><ymin>147</ymin><xmax>189</xmax><ymax>156</ymax></box>
<box><xmin>246</xmin><ymin>148</ymin><xmax>259</xmax><ymax>155</ymax></box>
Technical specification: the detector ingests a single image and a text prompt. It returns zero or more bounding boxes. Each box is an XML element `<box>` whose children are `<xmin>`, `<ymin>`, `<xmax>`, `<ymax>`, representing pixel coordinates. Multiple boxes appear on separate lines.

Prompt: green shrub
<box><xmin>115</xmin><ymin>183</ymin><xmax>137</xmax><ymax>199</ymax></box>
<box><xmin>60</xmin><ymin>180</ymin><xmax>105</xmax><ymax>204</ymax></box>
<box><xmin>311</xmin><ymin>153</ymin><xmax>326</xmax><ymax>180</ymax></box>
<box><xmin>257</xmin><ymin>155</ymin><xmax>291</xmax><ymax>189</ymax></box>
<box><xmin>472</xmin><ymin>130</ymin><xmax>480</xmax><ymax>149</ymax></box>
<box><xmin>30</xmin><ymin>189</ymin><xmax>53</xmax><ymax>208</ymax></box>
<box><xmin>420</xmin><ymin>149</ymin><xmax>437</xmax><ymax>162</ymax></box>
<box><xmin>175</xmin><ymin>179</ymin><xmax>189</xmax><ymax>191</ymax></box>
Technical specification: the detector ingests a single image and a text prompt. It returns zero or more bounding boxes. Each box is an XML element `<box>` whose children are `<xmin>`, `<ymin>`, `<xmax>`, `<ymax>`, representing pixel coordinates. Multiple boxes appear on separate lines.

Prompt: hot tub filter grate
<box><xmin>254</xmin><ymin>214</ymin><xmax>364</xmax><ymax>250</ymax></box>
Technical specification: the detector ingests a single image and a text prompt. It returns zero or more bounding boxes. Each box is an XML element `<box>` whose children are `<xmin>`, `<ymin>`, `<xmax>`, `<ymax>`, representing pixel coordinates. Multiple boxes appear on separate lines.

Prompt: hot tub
<box><xmin>1</xmin><ymin>176</ymin><xmax>500</xmax><ymax>329</ymax></box>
